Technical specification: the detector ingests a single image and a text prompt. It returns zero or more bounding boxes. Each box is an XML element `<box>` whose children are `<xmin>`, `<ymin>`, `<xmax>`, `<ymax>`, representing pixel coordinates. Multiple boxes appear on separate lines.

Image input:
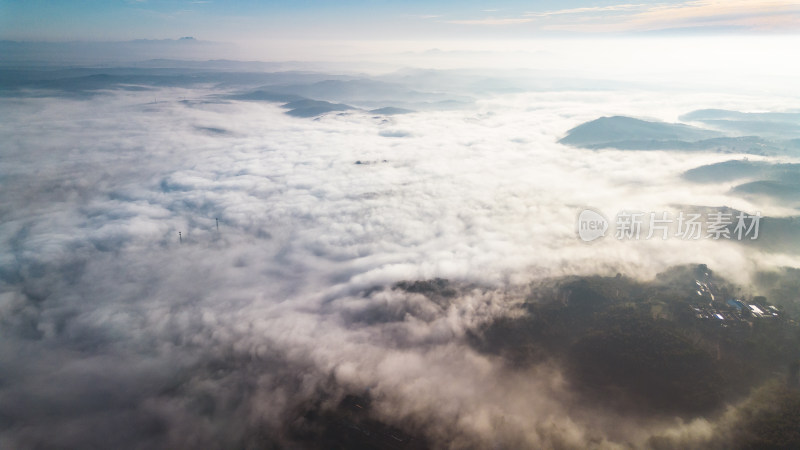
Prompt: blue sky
<box><xmin>1</xmin><ymin>0</ymin><xmax>799</xmax><ymax>41</ymax></box>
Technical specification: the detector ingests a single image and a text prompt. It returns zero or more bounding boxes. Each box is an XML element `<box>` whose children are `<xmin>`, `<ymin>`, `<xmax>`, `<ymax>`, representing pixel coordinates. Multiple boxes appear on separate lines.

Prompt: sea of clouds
<box><xmin>1</xmin><ymin>75</ymin><xmax>799</xmax><ymax>448</ymax></box>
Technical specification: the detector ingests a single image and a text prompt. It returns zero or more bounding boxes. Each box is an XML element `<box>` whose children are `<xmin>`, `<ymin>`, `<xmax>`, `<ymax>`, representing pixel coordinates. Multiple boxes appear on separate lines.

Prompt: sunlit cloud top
<box><xmin>532</xmin><ymin>0</ymin><xmax>800</xmax><ymax>32</ymax></box>
<box><xmin>446</xmin><ymin>0</ymin><xmax>800</xmax><ymax>32</ymax></box>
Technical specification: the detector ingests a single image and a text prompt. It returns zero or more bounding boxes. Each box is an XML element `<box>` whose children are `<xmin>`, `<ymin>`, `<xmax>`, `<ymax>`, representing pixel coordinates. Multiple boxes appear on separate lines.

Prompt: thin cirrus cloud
<box><xmin>524</xmin><ymin>3</ymin><xmax>651</xmax><ymax>17</ymax></box>
<box><xmin>444</xmin><ymin>0</ymin><xmax>800</xmax><ymax>32</ymax></box>
<box><xmin>444</xmin><ymin>17</ymin><xmax>534</xmax><ymax>25</ymax></box>
<box><xmin>623</xmin><ymin>0</ymin><xmax>800</xmax><ymax>32</ymax></box>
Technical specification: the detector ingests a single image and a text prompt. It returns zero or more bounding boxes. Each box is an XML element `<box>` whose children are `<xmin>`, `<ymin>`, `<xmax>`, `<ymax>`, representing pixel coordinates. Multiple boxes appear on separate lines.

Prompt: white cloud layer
<box><xmin>1</xmin><ymin>76</ymin><xmax>799</xmax><ymax>448</ymax></box>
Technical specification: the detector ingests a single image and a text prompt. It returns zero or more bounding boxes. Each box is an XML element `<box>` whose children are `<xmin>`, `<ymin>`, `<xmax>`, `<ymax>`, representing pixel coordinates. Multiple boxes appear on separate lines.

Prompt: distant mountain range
<box><xmin>672</xmin><ymin>204</ymin><xmax>800</xmax><ymax>255</ymax></box>
<box><xmin>281</xmin><ymin>99</ymin><xmax>355</xmax><ymax>118</ymax></box>
<box><xmin>560</xmin><ymin>116</ymin><xmax>720</xmax><ymax>147</ymax></box>
<box><xmin>680</xmin><ymin>109</ymin><xmax>800</xmax><ymax>139</ymax></box>
<box><xmin>560</xmin><ymin>114</ymin><xmax>800</xmax><ymax>155</ymax></box>
<box><xmin>226</xmin><ymin>89</ymin><xmax>418</xmax><ymax>118</ymax></box>
<box><xmin>683</xmin><ymin>160</ymin><xmax>800</xmax><ymax>207</ymax></box>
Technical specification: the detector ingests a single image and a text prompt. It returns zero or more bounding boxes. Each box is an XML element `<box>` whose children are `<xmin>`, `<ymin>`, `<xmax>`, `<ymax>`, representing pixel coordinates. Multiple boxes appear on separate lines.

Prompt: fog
<box><xmin>2</xmin><ymin>42</ymin><xmax>800</xmax><ymax>448</ymax></box>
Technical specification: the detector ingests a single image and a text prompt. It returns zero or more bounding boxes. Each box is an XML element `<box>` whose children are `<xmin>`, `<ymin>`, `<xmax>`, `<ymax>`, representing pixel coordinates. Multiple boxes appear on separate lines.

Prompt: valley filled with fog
<box><xmin>2</xmin><ymin>56</ymin><xmax>800</xmax><ymax>449</ymax></box>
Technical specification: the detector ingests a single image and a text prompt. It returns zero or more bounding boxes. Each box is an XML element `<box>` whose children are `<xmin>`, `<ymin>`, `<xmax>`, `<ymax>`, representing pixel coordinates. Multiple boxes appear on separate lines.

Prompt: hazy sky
<box><xmin>2</xmin><ymin>0</ymin><xmax>800</xmax><ymax>41</ymax></box>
